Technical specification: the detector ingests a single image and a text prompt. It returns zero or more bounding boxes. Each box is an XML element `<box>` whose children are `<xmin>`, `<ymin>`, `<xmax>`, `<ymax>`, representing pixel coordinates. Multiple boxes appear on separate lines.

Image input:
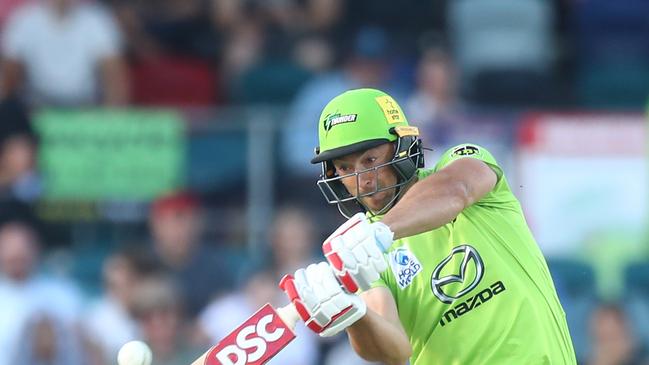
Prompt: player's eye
<box><xmin>365</xmin><ymin>156</ymin><xmax>378</xmax><ymax>165</ymax></box>
<box><xmin>336</xmin><ymin>164</ymin><xmax>352</xmax><ymax>174</ymax></box>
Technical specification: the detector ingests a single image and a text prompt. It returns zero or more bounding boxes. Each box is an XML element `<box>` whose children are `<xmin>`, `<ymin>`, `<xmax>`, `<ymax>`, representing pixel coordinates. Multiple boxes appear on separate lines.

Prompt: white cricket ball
<box><xmin>117</xmin><ymin>340</ymin><xmax>153</xmax><ymax>365</ymax></box>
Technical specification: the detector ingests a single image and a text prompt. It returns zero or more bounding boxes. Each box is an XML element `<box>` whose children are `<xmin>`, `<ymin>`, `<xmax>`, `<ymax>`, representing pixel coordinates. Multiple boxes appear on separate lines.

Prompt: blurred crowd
<box><xmin>0</xmin><ymin>194</ymin><xmax>342</xmax><ymax>365</ymax></box>
<box><xmin>0</xmin><ymin>0</ymin><xmax>647</xmax><ymax>364</ymax></box>
<box><xmin>0</xmin><ymin>0</ymin><xmax>648</xmax><ymax>110</ymax></box>
<box><xmin>1</xmin><ymin>191</ymin><xmax>648</xmax><ymax>365</ymax></box>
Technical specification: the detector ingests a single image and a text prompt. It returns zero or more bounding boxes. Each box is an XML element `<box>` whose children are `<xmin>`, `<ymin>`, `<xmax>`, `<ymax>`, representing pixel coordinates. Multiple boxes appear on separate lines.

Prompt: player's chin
<box><xmin>361</xmin><ymin>191</ymin><xmax>393</xmax><ymax>212</ymax></box>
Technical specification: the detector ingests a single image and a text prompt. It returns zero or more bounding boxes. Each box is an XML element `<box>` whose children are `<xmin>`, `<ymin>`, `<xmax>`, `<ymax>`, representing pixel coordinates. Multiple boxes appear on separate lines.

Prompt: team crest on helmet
<box><xmin>323</xmin><ymin>112</ymin><xmax>357</xmax><ymax>135</ymax></box>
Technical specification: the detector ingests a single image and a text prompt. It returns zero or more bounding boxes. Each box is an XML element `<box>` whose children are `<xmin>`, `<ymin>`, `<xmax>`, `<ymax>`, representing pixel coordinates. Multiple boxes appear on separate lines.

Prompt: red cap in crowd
<box><xmin>151</xmin><ymin>191</ymin><xmax>199</xmax><ymax>215</ymax></box>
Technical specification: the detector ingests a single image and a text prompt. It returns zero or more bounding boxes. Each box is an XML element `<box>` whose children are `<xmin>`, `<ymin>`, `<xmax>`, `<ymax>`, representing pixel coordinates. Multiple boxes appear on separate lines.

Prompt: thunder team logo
<box><xmin>322</xmin><ymin>112</ymin><xmax>358</xmax><ymax>135</ymax></box>
<box><xmin>389</xmin><ymin>247</ymin><xmax>422</xmax><ymax>289</ymax></box>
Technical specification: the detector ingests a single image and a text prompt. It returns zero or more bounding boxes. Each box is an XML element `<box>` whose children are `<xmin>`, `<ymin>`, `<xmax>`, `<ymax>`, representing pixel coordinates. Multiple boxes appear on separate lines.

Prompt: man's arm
<box><xmin>100</xmin><ymin>56</ymin><xmax>129</xmax><ymax>105</ymax></box>
<box><xmin>342</xmin><ymin>158</ymin><xmax>496</xmax><ymax>364</ymax></box>
<box><xmin>382</xmin><ymin>157</ymin><xmax>497</xmax><ymax>239</ymax></box>
<box><xmin>347</xmin><ymin>287</ymin><xmax>411</xmax><ymax>365</ymax></box>
<box><xmin>0</xmin><ymin>59</ymin><xmax>24</xmax><ymax>99</ymax></box>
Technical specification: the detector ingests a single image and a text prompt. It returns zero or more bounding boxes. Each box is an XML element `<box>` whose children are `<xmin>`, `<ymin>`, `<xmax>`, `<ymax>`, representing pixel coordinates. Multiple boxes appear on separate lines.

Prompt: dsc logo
<box><xmin>206</xmin><ymin>304</ymin><xmax>295</xmax><ymax>365</ymax></box>
<box><xmin>216</xmin><ymin>314</ymin><xmax>284</xmax><ymax>364</ymax></box>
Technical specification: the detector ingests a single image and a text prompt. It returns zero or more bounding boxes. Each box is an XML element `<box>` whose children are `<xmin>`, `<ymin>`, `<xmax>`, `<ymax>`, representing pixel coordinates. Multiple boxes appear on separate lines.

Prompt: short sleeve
<box><xmin>432</xmin><ymin>143</ymin><xmax>517</xmax><ymax>208</ymax></box>
<box><xmin>433</xmin><ymin>143</ymin><xmax>503</xmax><ymax>181</ymax></box>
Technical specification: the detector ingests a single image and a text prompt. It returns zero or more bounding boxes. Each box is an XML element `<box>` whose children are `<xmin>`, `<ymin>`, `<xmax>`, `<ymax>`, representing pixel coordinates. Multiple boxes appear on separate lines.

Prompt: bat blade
<box><xmin>192</xmin><ymin>303</ymin><xmax>299</xmax><ymax>365</ymax></box>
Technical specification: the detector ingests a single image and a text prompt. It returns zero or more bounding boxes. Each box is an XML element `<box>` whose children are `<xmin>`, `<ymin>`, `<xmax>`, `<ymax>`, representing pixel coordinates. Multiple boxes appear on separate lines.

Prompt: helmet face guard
<box><xmin>316</xmin><ymin>131</ymin><xmax>424</xmax><ymax>218</ymax></box>
<box><xmin>311</xmin><ymin>88</ymin><xmax>423</xmax><ymax>218</ymax></box>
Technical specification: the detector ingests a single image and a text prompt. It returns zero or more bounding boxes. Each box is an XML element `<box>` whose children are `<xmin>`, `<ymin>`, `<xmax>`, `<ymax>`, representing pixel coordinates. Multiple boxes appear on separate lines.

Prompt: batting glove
<box><xmin>323</xmin><ymin>213</ymin><xmax>393</xmax><ymax>293</ymax></box>
<box><xmin>279</xmin><ymin>262</ymin><xmax>366</xmax><ymax>337</ymax></box>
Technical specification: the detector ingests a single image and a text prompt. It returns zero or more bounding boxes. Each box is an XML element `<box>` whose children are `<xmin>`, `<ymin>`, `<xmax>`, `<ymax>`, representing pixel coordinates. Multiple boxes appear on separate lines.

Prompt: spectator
<box><xmin>280</xmin><ymin>26</ymin><xmax>397</xmax><ymax>177</ymax></box>
<box><xmin>587</xmin><ymin>303</ymin><xmax>649</xmax><ymax>365</ymax></box>
<box><xmin>405</xmin><ymin>47</ymin><xmax>460</xmax><ymax>131</ymax></box>
<box><xmin>0</xmin><ymin>220</ymin><xmax>84</xmax><ymax>365</ymax></box>
<box><xmin>114</xmin><ymin>0</ymin><xmax>221</xmax><ymax>106</ymax></box>
<box><xmin>293</xmin><ymin>35</ymin><xmax>336</xmax><ymax>74</ymax></box>
<box><xmin>0</xmin><ymin>0</ymin><xmax>128</xmax><ymax>106</ymax></box>
<box><xmin>198</xmin><ymin>267</ymin><xmax>320</xmax><ymax>365</ymax></box>
<box><xmin>83</xmin><ymin>248</ymin><xmax>159</xmax><ymax>365</ymax></box>
<box><xmin>148</xmin><ymin>191</ymin><xmax>233</xmax><ymax>318</ymax></box>
<box><xmin>343</xmin><ymin>0</ymin><xmax>442</xmax><ymax>50</ymax></box>
<box><xmin>12</xmin><ymin>312</ymin><xmax>85</xmax><ymax>365</ymax></box>
<box><xmin>114</xmin><ymin>0</ymin><xmax>216</xmax><ymax>60</ymax></box>
<box><xmin>257</xmin><ymin>0</ymin><xmax>343</xmax><ymax>36</ymax></box>
<box><xmin>0</xmin><ymin>97</ymin><xmax>40</xmax><ymax>203</ymax></box>
<box><xmin>218</xmin><ymin>18</ymin><xmax>264</xmax><ymax>83</ymax></box>
<box><xmin>209</xmin><ymin>0</ymin><xmax>343</xmax><ymax>41</ymax></box>
<box><xmin>131</xmin><ymin>275</ymin><xmax>203</xmax><ymax>365</ymax></box>
<box><xmin>225</xmin><ymin>0</ymin><xmax>343</xmax><ymax>103</ymax></box>
<box><xmin>268</xmin><ymin>205</ymin><xmax>318</xmax><ymax>277</ymax></box>
<box><xmin>198</xmin><ymin>205</ymin><xmax>323</xmax><ymax>365</ymax></box>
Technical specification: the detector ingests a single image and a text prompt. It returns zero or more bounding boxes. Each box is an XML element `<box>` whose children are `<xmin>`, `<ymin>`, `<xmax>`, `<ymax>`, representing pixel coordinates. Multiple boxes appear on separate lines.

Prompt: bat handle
<box><xmin>276</xmin><ymin>303</ymin><xmax>300</xmax><ymax>331</ymax></box>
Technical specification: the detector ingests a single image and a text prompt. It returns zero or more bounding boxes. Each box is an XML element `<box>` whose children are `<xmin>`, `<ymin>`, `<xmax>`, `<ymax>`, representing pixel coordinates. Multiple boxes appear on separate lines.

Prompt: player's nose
<box><xmin>358</xmin><ymin>170</ymin><xmax>377</xmax><ymax>194</ymax></box>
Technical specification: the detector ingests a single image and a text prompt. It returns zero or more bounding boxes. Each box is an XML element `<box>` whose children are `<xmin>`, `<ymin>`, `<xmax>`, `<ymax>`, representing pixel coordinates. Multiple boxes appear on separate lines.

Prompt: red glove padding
<box><xmin>322</xmin><ymin>213</ymin><xmax>393</xmax><ymax>293</ymax></box>
<box><xmin>279</xmin><ymin>262</ymin><xmax>367</xmax><ymax>337</ymax></box>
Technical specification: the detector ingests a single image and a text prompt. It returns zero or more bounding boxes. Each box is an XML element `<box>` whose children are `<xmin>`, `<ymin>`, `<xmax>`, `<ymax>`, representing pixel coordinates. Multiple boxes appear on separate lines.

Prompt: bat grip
<box><xmin>276</xmin><ymin>303</ymin><xmax>300</xmax><ymax>330</ymax></box>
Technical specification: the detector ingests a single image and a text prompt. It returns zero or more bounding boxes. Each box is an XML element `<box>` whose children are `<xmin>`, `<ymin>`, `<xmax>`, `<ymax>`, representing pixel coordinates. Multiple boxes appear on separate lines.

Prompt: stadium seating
<box><xmin>231</xmin><ymin>59</ymin><xmax>312</xmax><ymax>104</ymax></box>
<box><xmin>576</xmin><ymin>62</ymin><xmax>649</xmax><ymax>109</ymax></box>
<box><xmin>448</xmin><ymin>0</ymin><xmax>555</xmax><ymax>106</ymax></box>
<box><xmin>623</xmin><ymin>262</ymin><xmax>649</xmax><ymax>350</ymax></box>
<box><xmin>187</xmin><ymin>130</ymin><xmax>247</xmax><ymax>193</ymax></box>
<box><xmin>546</xmin><ymin>258</ymin><xmax>597</xmax><ymax>362</ymax></box>
<box><xmin>69</xmin><ymin>241</ymin><xmax>115</xmax><ymax>297</ymax></box>
<box><xmin>571</xmin><ymin>0</ymin><xmax>649</xmax><ymax>108</ymax></box>
<box><xmin>572</xmin><ymin>0</ymin><xmax>649</xmax><ymax>63</ymax></box>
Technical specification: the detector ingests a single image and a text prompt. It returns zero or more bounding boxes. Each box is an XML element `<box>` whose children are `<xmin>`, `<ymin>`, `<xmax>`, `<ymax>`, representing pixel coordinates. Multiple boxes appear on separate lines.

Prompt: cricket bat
<box><xmin>190</xmin><ymin>303</ymin><xmax>300</xmax><ymax>365</ymax></box>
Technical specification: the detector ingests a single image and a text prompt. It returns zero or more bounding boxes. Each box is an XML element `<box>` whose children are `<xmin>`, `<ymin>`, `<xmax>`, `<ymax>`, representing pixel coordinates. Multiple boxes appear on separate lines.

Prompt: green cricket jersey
<box><xmin>370</xmin><ymin>144</ymin><xmax>576</xmax><ymax>365</ymax></box>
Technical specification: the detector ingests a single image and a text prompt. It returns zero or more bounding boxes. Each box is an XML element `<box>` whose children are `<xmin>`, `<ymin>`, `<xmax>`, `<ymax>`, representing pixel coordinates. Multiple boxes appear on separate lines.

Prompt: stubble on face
<box><xmin>335</xmin><ymin>143</ymin><xmax>398</xmax><ymax>214</ymax></box>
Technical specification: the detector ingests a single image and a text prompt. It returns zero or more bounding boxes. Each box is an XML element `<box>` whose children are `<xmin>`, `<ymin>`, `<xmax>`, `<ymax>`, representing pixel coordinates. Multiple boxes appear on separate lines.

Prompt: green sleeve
<box><xmin>432</xmin><ymin>143</ymin><xmax>502</xmax><ymax>179</ymax></box>
<box><xmin>426</xmin><ymin>143</ymin><xmax>518</xmax><ymax>208</ymax></box>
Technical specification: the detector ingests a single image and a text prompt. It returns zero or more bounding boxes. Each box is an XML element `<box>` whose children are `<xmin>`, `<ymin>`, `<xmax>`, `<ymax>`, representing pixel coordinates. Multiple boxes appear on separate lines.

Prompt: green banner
<box><xmin>35</xmin><ymin>109</ymin><xmax>185</xmax><ymax>200</ymax></box>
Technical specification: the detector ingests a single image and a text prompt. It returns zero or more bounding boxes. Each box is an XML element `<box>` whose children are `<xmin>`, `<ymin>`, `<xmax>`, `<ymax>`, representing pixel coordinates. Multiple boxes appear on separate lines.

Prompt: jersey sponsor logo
<box><xmin>430</xmin><ymin>245</ymin><xmax>484</xmax><ymax>304</ymax></box>
<box><xmin>439</xmin><ymin>280</ymin><xmax>506</xmax><ymax>327</ymax></box>
<box><xmin>323</xmin><ymin>112</ymin><xmax>358</xmax><ymax>134</ymax></box>
<box><xmin>389</xmin><ymin>247</ymin><xmax>422</xmax><ymax>289</ymax></box>
<box><xmin>451</xmin><ymin>145</ymin><xmax>480</xmax><ymax>157</ymax></box>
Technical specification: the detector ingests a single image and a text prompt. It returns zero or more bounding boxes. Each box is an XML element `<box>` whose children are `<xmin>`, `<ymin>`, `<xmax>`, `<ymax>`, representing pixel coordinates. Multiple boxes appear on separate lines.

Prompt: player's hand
<box><xmin>322</xmin><ymin>213</ymin><xmax>393</xmax><ymax>293</ymax></box>
<box><xmin>279</xmin><ymin>262</ymin><xmax>366</xmax><ymax>337</ymax></box>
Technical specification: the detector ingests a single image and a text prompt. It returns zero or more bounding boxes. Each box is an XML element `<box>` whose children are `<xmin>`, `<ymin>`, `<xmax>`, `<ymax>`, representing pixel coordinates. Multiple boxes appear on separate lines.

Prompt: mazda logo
<box><xmin>431</xmin><ymin>245</ymin><xmax>485</xmax><ymax>304</ymax></box>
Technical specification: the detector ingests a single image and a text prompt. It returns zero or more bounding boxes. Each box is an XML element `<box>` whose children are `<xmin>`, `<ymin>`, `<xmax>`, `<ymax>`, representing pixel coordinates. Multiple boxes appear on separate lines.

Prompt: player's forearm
<box><xmin>346</xmin><ymin>309</ymin><xmax>412</xmax><ymax>365</ymax></box>
<box><xmin>382</xmin><ymin>169</ymin><xmax>469</xmax><ymax>239</ymax></box>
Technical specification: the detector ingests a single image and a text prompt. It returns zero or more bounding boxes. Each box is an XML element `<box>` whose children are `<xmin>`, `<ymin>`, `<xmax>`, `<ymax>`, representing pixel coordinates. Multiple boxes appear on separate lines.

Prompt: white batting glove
<box><xmin>322</xmin><ymin>213</ymin><xmax>393</xmax><ymax>293</ymax></box>
<box><xmin>280</xmin><ymin>262</ymin><xmax>366</xmax><ymax>337</ymax></box>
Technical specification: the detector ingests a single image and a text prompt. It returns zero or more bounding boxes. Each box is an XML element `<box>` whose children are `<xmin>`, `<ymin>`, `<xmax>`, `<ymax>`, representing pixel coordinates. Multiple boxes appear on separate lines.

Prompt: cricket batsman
<box><xmin>279</xmin><ymin>88</ymin><xmax>577</xmax><ymax>364</ymax></box>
